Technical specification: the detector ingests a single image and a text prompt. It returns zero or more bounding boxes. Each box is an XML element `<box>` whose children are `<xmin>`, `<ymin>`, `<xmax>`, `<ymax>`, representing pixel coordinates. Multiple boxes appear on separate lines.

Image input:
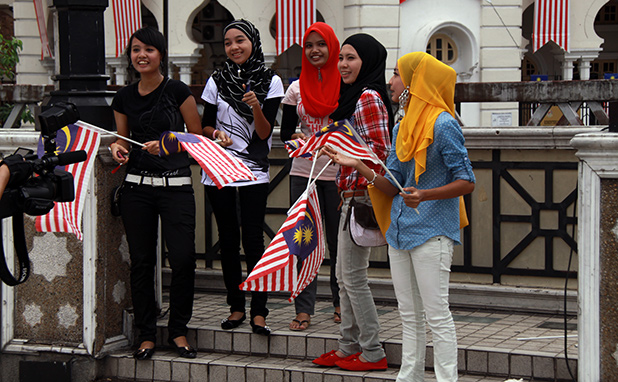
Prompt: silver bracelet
<box><xmin>368</xmin><ymin>169</ymin><xmax>377</xmax><ymax>185</ymax></box>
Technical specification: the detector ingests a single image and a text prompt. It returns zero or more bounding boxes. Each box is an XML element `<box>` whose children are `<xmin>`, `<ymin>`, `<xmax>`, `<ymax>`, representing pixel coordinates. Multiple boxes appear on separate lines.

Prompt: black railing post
<box><xmin>41</xmin><ymin>0</ymin><xmax>114</xmax><ymax>130</ymax></box>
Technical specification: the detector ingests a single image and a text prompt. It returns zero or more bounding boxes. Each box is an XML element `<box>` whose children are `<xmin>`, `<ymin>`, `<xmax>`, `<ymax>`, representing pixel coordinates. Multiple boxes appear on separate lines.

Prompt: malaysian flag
<box><xmin>159</xmin><ymin>131</ymin><xmax>256</xmax><ymax>189</ymax></box>
<box><xmin>35</xmin><ymin>124</ymin><xmax>100</xmax><ymax>241</ymax></box>
<box><xmin>33</xmin><ymin>0</ymin><xmax>52</xmax><ymax>59</ymax></box>
<box><xmin>284</xmin><ymin>138</ymin><xmax>311</xmax><ymax>158</ymax></box>
<box><xmin>276</xmin><ymin>0</ymin><xmax>316</xmax><ymax>55</ymax></box>
<box><xmin>113</xmin><ymin>0</ymin><xmax>142</xmax><ymax>57</ymax></box>
<box><xmin>239</xmin><ymin>183</ymin><xmax>324</xmax><ymax>302</ymax></box>
<box><xmin>533</xmin><ymin>0</ymin><xmax>570</xmax><ymax>52</ymax></box>
<box><xmin>288</xmin><ymin>120</ymin><xmax>379</xmax><ymax>163</ymax></box>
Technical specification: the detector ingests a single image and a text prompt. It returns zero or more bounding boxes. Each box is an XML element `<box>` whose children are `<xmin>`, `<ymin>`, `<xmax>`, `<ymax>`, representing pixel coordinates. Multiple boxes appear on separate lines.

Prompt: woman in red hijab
<box><xmin>280</xmin><ymin>22</ymin><xmax>341</xmax><ymax>330</ymax></box>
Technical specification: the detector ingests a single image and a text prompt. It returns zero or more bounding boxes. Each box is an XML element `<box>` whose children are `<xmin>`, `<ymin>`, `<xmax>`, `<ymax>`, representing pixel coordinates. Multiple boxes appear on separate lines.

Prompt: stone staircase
<box><xmin>99</xmin><ymin>287</ymin><xmax>578</xmax><ymax>382</ymax></box>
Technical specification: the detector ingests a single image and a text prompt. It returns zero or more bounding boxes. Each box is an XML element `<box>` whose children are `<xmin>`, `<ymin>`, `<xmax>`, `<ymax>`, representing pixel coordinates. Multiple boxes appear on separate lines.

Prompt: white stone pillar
<box><xmin>571</xmin><ymin>132</ymin><xmax>618</xmax><ymax>381</ymax></box>
<box><xmin>169</xmin><ymin>54</ymin><xmax>201</xmax><ymax>85</ymax></box>
<box><xmin>562</xmin><ymin>58</ymin><xmax>575</xmax><ymax>80</ymax></box>
<box><xmin>579</xmin><ymin>59</ymin><xmax>592</xmax><ymax>80</ymax></box>
<box><xmin>106</xmin><ymin>56</ymin><xmax>127</xmax><ymax>86</ymax></box>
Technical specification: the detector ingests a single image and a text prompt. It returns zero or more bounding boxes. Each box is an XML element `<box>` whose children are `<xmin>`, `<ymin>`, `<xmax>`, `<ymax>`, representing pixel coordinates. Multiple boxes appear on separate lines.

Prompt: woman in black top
<box><xmin>109</xmin><ymin>27</ymin><xmax>202</xmax><ymax>360</ymax></box>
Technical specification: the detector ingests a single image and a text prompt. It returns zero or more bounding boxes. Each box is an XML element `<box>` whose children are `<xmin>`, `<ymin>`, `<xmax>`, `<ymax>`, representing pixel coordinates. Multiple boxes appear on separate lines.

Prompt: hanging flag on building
<box><xmin>113</xmin><ymin>0</ymin><xmax>142</xmax><ymax>57</ymax></box>
<box><xmin>276</xmin><ymin>0</ymin><xmax>316</xmax><ymax>55</ymax></box>
<box><xmin>239</xmin><ymin>183</ymin><xmax>325</xmax><ymax>302</ymax></box>
<box><xmin>35</xmin><ymin>124</ymin><xmax>100</xmax><ymax>241</ymax></box>
<box><xmin>533</xmin><ymin>0</ymin><xmax>570</xmax><ymax>52</ymax></box>
<box><xmin>33</xmin><ymin>0</ymin><xmax>53</xmax><ymax>59</ymax></box>
<box><xmin>159</xmin><ymin>131</ymin><xmax>256</xmax><ymax>189</ymax></box>
<box><xmin>287</xmin><ymin>120</ymin><xmax>380</xmax><ymax>163</ymax></box>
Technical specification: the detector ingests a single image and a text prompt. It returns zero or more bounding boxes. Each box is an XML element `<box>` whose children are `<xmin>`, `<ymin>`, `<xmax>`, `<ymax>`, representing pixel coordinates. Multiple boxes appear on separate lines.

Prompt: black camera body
<box><xmin>0</xmin><ymin>102</ymin><xmax>86</xmax><ymax>286</ymax></box>
<box><xmin>0</xmin><ymin>154</ymin><xmax>78</xmax><ymax>219</ymax></box>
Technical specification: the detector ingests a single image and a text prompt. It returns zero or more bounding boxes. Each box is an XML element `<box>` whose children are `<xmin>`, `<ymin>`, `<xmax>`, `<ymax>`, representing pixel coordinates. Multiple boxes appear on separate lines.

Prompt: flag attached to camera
<box><xmin>159</xmin><ymin>131</ymin><xmax>256</xmax><ymax>189</ymax></box>
<box><xmin>35</xmin><ymin>123</ymin><xmax>100</xmax><ymax>241</ymax></box>
<box><xmin>239</xmin><ymin>183</ymin><xmax>325</xmax><ymax>302</ymax></box>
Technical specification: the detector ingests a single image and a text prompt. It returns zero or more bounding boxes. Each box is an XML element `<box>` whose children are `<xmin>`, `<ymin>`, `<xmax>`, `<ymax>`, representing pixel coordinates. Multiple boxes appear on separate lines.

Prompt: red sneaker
<box><xmin>335</xmin><ymin>354</ymin><xmax>388</xmax><ymax>371</ymax></box>
<box><xmin>312</xmin><ymin>350</ymin><xmax>359</xmax><ymax>367</ymax></box>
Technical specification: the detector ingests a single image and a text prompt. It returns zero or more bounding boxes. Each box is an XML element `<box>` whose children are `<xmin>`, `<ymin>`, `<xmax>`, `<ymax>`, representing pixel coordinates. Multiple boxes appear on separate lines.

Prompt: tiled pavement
<box><xmin>102</xmin><ymin>291</ymin><xmax>578</xmax><ymax>381</ymax></box>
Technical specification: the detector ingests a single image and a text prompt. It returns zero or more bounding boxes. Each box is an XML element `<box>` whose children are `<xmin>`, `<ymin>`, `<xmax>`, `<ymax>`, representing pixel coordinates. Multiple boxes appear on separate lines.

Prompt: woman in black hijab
<box><xmin>313</xmin><ymin>33</ymin><xmax>392</xmax><ymax>372</ymax></box>
<box><xmin>200</xmin><ymin>19</ymin><xmax>284</xmax><ymax>336</ymax></box>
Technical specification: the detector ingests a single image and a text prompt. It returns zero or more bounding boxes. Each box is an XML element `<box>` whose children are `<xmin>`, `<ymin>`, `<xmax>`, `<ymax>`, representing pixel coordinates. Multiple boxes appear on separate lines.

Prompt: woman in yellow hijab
<box><xmin>325</xmin><ymin>51</ymin><xmax>475</xmax><ymax>381</ymax></box>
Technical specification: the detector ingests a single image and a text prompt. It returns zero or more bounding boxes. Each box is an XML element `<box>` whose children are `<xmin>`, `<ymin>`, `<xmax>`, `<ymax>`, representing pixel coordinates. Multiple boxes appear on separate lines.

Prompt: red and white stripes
<box><xmin>276</xmin><ymin>0</ymin><xmax>316</xmax><ymax>55</ymax></box>
<box><xmin>534</xmin><ymin>0</ymin><xmax>570</xmax><ymax>52</ymax></box>
<box><xmin>113</xmin><ymin>0</ymin><xmax>142</xmax><ymax>57</ymax></box>
<box><xmin>33</xmin><ymin>0</ymin><xmax>52</xmax><ymax>59</ymax></box>
<box><xmin>35</xmin><ymin>124</ymin><xmax>100</xmax><ymax>241</ymax></box>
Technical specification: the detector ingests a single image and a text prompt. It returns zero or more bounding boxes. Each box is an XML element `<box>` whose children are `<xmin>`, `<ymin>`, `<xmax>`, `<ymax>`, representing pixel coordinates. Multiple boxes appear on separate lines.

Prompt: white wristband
<box><xmin>212</xmin><ymin>130</ymin><xmax>219</xmax><ymax>140</ymax></box>
<box><xmin>368</xmin><ymin>169</ymin><xmax>377</xmax><ymax>185</ymax></box>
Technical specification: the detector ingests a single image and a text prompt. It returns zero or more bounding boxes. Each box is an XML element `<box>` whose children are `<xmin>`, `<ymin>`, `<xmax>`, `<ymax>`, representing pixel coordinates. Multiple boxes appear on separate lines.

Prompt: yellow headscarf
<box><xmin>396</xmin><ymin>52</ymin><xmax>457</xmax><ymax>183</ymax></box>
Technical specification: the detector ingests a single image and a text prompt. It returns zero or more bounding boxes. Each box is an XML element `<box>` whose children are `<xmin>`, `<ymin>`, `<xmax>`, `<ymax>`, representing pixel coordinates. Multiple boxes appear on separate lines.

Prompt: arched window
<box><xmin>426</xmin><ymin>34</ymin><xmax>457</xmax><ymax>64</ymax></box>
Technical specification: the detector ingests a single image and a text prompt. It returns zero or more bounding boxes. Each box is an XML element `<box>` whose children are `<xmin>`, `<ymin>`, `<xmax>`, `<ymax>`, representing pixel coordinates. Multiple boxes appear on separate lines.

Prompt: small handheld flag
<box><xmin>159</xmin><ymin>131</ymin><xmax>256</xmax><ymax>189</ymax></box>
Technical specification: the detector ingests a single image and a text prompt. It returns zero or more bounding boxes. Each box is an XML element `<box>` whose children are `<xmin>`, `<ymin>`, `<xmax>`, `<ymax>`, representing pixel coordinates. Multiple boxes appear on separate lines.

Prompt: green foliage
<box><xmin>0</xmin><ymin>103</ymin><xmax>35</xmax><ymax>127</ymax></box>
<box><xmin>0</xmin><ymin>34</ymin><xmax>23</xmax><ymax>82</ymax></box>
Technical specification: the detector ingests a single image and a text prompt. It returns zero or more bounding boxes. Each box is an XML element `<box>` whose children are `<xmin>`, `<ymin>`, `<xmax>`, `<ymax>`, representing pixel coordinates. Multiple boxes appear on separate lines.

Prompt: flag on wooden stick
<box><xmin>239</xmin><ymin>183</ymin><xmax>325</xmax><ymax>302</ymax></box>
<box><xmin>287</xmin><ymin>120</ymin><xmax>379</xmax><ymax>163</ymax></box>
<box><xmin>159</xmin><ymin>131</ymin><xmax>256</xmax><ymax>189</ymax></box>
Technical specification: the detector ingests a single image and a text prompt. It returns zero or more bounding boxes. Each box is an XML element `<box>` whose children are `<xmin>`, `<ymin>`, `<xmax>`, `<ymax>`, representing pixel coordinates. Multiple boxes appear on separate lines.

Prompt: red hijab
<box><xmin>299</xmin><ymin>22</ymin><xmax>340</xmax><ymax>118</ymax></box>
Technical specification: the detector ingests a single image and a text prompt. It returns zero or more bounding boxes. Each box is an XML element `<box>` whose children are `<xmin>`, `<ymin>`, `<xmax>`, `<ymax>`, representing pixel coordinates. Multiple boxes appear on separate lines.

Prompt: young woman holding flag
<box><xmin>325</xmin><ymin>52</ymin><xmax>475</xmax><ymax>381</ymax></box>
<box><xmin>312</xmin><ymin>33</ymin><xmax>392</xmax><ymax>372</ymax></box>
<box><xmin>280</xmin><ymin>22</ymin><xmax>342</xmax><ymax>331</ymax></box>
<box><xmin>200</xmin><ymin>19</ymin><xmax>284</xmax><ymax>336</ymax></box>
<box><xmin>109</xmin><ymin>27</ymin><xmax>202</xmax><ymax>360</ymax></box>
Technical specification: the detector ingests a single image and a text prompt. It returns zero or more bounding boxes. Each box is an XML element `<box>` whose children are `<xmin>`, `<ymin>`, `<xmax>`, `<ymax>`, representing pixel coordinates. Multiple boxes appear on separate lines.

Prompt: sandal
<box><xmin>290</xmin><ymin>319</ymin><xmax>310</xmax><ymax>331</ymax></box>
<box><xmin>333</xmin><ymin>311</ymin><xmax>342</xmax><ymax>324</ymax></box>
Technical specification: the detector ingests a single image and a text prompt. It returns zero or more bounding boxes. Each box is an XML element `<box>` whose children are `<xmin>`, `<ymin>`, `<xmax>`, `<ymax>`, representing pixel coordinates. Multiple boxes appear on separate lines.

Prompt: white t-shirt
<box><xmin>282</xmin><ymin>80</ymin><xmax>339</xmax><ymax>181</ymax></box>
<box><xmin>201</xmin><ymin>75</ymin><xmax>284</xmax><ymax>186</ymax></box>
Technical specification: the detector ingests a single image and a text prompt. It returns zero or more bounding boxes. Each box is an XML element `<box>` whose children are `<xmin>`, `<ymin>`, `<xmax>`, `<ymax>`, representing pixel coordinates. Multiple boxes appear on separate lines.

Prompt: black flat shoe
<box><xmin>168</xmin><ymin>338</ymin><xmax>197</xmax><ymax>359</ymax></box>
<box><xmin>221</xmin><ymin>312</ymin><xmax>246</xmax><ymax>330</ymax></box>
<box><xmin>133</xmin><ymin>347</ymin><xmax>155</xmax><ymax>360</ymax></box>
<box><xmin>250</xmin><ymin>319</ymin><xmax>271</xmax><ymax>336</ymax></box>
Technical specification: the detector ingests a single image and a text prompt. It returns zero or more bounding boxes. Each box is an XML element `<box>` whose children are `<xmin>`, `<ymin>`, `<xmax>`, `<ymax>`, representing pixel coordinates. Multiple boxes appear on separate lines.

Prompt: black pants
<box><xmin>205</xmin><ymin>183</ymin><xmax>269</xmax><ymax>319</ymax></box>
<box><xmin>121</xmin><ymin>183</ymin><xmax>196</xmax><ymax>343</ymax></box>
<box><xmin>290</xmin><ymin>175</ymin><xmax>341</xmax><ymax>314</ymax></box>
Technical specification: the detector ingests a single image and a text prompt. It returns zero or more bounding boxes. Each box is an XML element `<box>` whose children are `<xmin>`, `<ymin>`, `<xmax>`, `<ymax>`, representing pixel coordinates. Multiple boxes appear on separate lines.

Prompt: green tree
<box><xmin>0</xmin><ymin>34</ymin><xmax>34</xmax><ymax>126</ymax></box>
<box><xmin>0</xmin><ymin>33</ymin><xmax>22</xmax><ymax>82</ymax></box>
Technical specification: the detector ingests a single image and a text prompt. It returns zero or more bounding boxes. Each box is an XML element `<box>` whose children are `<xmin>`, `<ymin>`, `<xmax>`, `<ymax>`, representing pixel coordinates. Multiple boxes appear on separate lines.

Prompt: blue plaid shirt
<box><xmin>385</xmin><ymin>112</ymin><xmax>475</xmax><ymax>250</ymax></box>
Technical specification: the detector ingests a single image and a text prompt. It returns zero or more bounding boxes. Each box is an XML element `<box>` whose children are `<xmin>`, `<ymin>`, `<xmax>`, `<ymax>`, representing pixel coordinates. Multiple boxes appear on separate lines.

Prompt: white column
<box><xmin>106</xmin><ymin>57</ymin><xmax>127</xmax><ymax>86</ymax></box>
<box><xmin>579</xmin><ymin>59</ymin><xmax>592</xmax><ymax>80</ymax></box>
<box><xmin>571</xmin><ymin>132</ymin><xmax>618</xmax><ymax>382</ymax></box>
<box><xmin>562</xmin><ymin>58</ymin><xmax>575</xmax><ymax>80</ymax></box>
<box><xmin>169</xmin><ymin>54</ymin><xmax>200</xmax><ymax>85</ymax></box>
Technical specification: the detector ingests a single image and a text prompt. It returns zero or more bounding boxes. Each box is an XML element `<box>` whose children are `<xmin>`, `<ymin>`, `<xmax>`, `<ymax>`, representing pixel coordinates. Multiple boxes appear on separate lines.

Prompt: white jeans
<box><xmin>389</xmin><ymin>236</ymin><xmax>458</xmax><ymax>381</ymax></box>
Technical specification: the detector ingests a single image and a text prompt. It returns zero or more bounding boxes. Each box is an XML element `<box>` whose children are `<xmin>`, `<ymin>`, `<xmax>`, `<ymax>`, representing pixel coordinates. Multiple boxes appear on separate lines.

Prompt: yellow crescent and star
<box><xmin>292</xmin><ymin>211</ymin><xmax>315</xmax><ymax>247</ymax></box>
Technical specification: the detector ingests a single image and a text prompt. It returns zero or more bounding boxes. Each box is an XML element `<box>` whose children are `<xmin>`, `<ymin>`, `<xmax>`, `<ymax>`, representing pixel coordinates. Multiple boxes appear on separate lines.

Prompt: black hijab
<box><xmin>211</xmin><ymin>19</ymin><xmax>275</xmax><ymax>124</ymax></box>
<box><xmin>330</xmin><ymin>33</ymin><xmax>394</xmax><ymax>130</ymax></box>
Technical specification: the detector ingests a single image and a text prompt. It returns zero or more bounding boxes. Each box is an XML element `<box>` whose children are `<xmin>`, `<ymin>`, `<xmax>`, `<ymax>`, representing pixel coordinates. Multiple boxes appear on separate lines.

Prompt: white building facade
<box><xmin>3</xmin><ymin>0</ymin><xmax>616</xmax><ymax>127</ymax></box>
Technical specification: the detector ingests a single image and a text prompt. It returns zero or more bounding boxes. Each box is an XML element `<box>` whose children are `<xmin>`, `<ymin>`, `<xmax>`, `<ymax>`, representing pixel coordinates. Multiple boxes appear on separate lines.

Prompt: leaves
<box><xmin>0</xmin><ymin>34</ymin><xmax>23</xmax><ymax>82</ymax></box>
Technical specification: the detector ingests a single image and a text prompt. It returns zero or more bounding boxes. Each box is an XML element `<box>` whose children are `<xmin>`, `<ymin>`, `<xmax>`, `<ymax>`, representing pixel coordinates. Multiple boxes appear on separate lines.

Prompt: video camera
<box><xmin>0</xmin><ymin>102</ymin><xmax>87</xmax><ymax>286</ymax></box>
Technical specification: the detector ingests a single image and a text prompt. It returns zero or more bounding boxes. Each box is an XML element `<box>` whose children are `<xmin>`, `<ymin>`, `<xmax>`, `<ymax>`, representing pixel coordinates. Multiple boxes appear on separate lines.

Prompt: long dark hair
<box><xmin>125</xmin><ymin>27</ymin><xmax>167</xmax><ymax>82</ymax></box>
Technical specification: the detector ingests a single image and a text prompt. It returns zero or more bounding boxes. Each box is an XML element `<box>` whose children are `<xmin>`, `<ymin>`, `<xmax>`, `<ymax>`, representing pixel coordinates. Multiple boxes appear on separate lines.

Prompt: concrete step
<box><xmin>172</xmin><ymin>269</ymin><xmax>578</xmax><ymax>315</ymax></box>
<box><xmin>111</xmin><ymin>291</ymin><xmax>577</xmax><ymax>381</ymax></box>
<box><xmin>103</xmin><ymin>351</ymin><xmax>523</xmax><ymax>382</ymax></box>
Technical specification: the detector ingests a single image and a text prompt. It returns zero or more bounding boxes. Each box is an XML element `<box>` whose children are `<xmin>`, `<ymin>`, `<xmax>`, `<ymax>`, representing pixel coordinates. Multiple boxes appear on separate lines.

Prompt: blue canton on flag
<box><xmin>286</xmin><ymin>120</ymin><xmax>378</xmax><ymax>163</ymax></box>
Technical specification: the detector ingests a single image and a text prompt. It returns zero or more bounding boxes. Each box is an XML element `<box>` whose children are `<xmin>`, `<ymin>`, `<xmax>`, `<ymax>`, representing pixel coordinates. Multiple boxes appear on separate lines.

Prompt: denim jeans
<box><xmin>336</xmin><ymin>194</ymin><xmax>385</xmax><ymax>362</ymax></box>
<box><xmin>389</xmin><ymin>236</ymin><xmax>457</xmax><ymax>382</ymax></box>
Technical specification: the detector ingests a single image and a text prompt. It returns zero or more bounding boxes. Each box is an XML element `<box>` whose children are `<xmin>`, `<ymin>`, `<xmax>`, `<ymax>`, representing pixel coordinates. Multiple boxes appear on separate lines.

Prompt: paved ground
<box><xmin>169</xmin><ymin>290</ymin><xmax>578</xmax><ymax>359</ymax></box>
